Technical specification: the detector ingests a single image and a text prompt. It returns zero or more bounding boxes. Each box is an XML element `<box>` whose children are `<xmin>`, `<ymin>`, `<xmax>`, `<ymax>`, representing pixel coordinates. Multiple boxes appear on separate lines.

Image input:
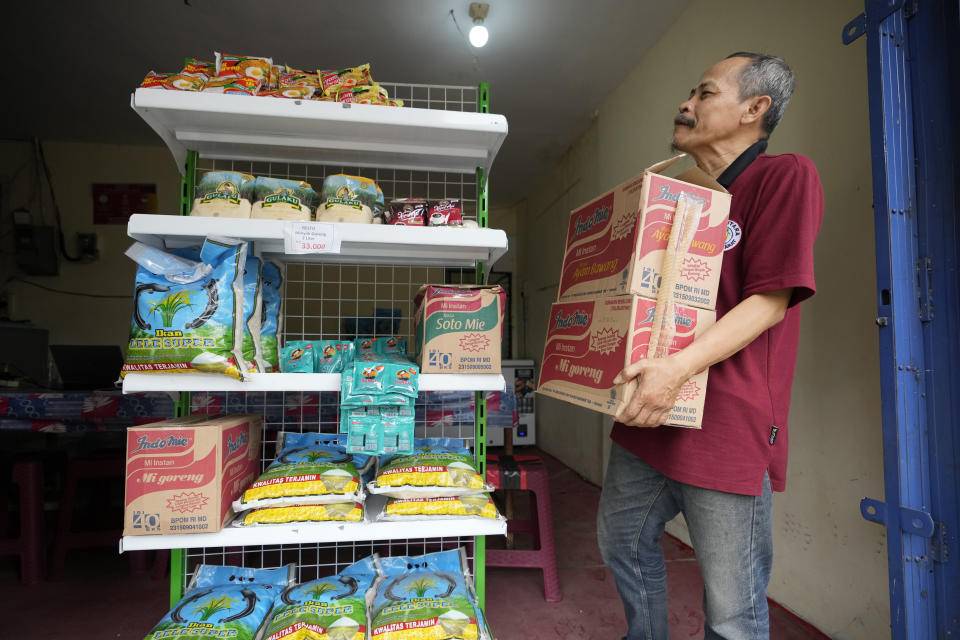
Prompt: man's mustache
<box><xmin>674</xmin><ymin>115</ymin><xmax>695</xmax><ymax>128</ymax></box>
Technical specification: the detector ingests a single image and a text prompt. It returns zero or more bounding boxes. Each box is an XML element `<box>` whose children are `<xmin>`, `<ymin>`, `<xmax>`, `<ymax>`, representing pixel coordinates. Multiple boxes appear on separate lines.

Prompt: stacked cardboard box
<box><xmin>537</xmin><ymin>157</ymin><xmax>731</xmax><ymax>428</ymax></box>
<box><xmin>414</xmin><ymin>284</ymin><xmax>506</xmax><ymax>374</ymax></box>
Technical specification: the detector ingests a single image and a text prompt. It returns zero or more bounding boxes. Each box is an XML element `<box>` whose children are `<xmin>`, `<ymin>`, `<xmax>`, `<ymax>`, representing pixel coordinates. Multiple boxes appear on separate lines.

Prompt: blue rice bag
<box><xmin>281</xmin><ymin>431</ymin><xmax>373</xmax><ymax>474</ymax></box>
<box><xmin>258</xmin><ymin>261</ymin><xmax>283</xmax><ymax>372</ymax></box>
<box><xmin>143</xmin><ymin>563</ymin><xmax>294</xmax><ymax>640</ymax></box>
<box><xmin>241</xmin><ymin>255</ymin><xmax>263</xmax><ymax>373</ymax></box>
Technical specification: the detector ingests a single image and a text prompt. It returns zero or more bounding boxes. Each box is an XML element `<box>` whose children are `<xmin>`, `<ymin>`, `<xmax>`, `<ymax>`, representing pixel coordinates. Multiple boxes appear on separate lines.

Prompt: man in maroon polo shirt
<box><xmin>597</xmin><ymin>52</ymin><xmax>823</xmax><ymax>640</ymax></box>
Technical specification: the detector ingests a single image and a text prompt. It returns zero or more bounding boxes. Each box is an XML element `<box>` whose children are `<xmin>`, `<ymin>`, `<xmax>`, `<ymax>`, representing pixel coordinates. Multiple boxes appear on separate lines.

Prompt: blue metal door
<box><xmin>843</xmin><ymin>1</ymin><xmax>960</xmax><ymax>638</ymax></box>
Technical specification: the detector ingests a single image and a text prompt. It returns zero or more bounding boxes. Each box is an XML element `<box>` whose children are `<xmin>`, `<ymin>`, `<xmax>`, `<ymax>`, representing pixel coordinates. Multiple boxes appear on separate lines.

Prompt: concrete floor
<box><xmin>0</xmin><ymin>448</ymin><xmax>829</xmax><ymax>639</ymax></box>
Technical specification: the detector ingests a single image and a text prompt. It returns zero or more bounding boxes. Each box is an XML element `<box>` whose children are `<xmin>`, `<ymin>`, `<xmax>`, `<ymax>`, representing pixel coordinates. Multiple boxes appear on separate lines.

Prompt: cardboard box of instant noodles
<box><xmin>537</xmin><ymin>295</ymin><xmax>715</xmax><ymax>428</ymax></box>
<box><xmin>556</xmin><ymin>156</ymin><xmax>731</xmax><ymax>310</ymax></box>
<box><xmin>123</xmin><ymin>414</ymin><xmax>261</xmax><ymax>535</ymax></box>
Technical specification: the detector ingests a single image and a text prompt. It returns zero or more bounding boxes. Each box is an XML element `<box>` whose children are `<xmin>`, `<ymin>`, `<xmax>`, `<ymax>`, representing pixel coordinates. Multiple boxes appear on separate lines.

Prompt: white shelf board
<box><xmin>131</xmin><ymin>89</ymin><xmax>508</xmax><ymax>176</ymax></box>
<box><xmin>120</xmin><ymin>495</ymin><xmax>505</xmax><ymax>552</ymax></box>
<box><xmin>127</xmin><ymin>214</ymin><xmax>508</xmax><ymax>269</ymax></box>
<box><xmin>122</xmin><ymin>372</ymin><xmax>505</xmax><ymax>394</ymax></box>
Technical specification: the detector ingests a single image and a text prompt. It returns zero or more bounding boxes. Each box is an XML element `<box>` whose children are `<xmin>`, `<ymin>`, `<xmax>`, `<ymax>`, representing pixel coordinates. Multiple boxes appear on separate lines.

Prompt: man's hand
<box><xmin>613</xmin><ymin>356</ymin><xmax>689</xmax><ymax>428</ymax></box>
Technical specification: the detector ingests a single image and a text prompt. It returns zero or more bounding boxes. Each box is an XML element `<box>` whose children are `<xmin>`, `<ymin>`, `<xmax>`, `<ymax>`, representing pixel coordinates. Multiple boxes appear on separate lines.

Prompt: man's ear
<box><xmin>742</xmin><ymin>95</ymin><xmax>772</xmax><ymax>127</ymax></box>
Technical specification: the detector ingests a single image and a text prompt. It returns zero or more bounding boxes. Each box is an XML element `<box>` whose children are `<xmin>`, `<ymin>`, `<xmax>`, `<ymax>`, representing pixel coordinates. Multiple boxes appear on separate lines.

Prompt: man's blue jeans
<box><xmin>597</xmin><ymin>442</ymin><xmax>773</xmax><ymax>640</ymax></box>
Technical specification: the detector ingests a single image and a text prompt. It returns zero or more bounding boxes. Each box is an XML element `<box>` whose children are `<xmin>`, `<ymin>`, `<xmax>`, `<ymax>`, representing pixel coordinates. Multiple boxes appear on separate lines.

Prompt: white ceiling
<box><xmin>0</xmin><ymin>0</ymin><xmax>690</xmax><ymax>206</ymax></box>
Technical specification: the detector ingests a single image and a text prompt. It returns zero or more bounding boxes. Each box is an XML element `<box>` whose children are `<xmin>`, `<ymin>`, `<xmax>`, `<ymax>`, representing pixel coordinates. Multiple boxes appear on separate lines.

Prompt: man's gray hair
<box><xmin>726</xmin><ymin>52</ymin><xmax>794</xmax><ymax>137</ymax></box>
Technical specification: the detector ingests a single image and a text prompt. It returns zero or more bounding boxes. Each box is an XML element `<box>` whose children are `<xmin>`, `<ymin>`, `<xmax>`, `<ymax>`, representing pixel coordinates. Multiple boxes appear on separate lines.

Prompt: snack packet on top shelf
<box><xmin>371</xmin><ymin>549</ymin><xmax>490</xmax><ymax>640</ymax></box>
<box><xmin>234</xmin><ymin>438</ymin><xmax>366</xmax><ymax>511</ymax></box>
<box><xmin>122</xmin><ymin>237</ymin><xmax>248</xmax><ymax>381</ymax></box>
<box><xmin>388</xmin><ymin>99</ymin><xmax>405</xmax><ymax>107</ymax></box>
<box><xmin>429</xmin><ymin>199</ymin><xmax>464</xmax><ymax>226</ymax></box>
<box><xmin>369</xmin><ymin>438</ymin><xmax>492</xmax><ymax>498</ymax></box>
<box><xmin>262</xmin><ymin>557</ymin><xmax>377</xmax><ymax>640</ymax></box>
<box><xmin>250</xmin><ymin>177</ymin><xmax>319</xmax><ymax>221</ymax></box>
<box><xmin>317</xmin><ymin>174</ymin><xmax>384</xmax><ymax>224</ymax></box>
<box><xmin>257</xmin><ymin>261</ymin><xmax>283</xmax><ymax>372</ymax></box>
<box><xmin>215</xmin><ymin>52</ymin><xmax>273</xmax><ymax>82</ymax></box>
<box><xmin>281</xmin><ymin>66</ymin><xmax>321</xmax><ymax>89</ymax></box>
<box><xmin>386</xmin><ymin>199</ymin><xmax>427</xmax><ymax>226</ymax></box>
<box><xmin>182</xmin><ymin>57</ymin><xmax>215</xmax><ymax>80</ymax></box>
<box><xmin>335</xmin><ymin>83</ymin><xmax>389</xmax><ymax>105</ymax></box>
<box><xmin>319</xmin><ymin>63</ymin><xmax>372</xmax><ymax>97</ymax></box>
<box><xmin>163</xmin><ymin>73</ymin><xmax>205</xmax><ymax>91</ymax></box>
<box><xmin>222</xmin><ymin>77</ymin><xmax>261</xmax><ymax>96</ymax></box>
<box><xmin>191</xmin><ymin>171</ymin><xmax>255</xmax><ymax>218</ymax></box>
<box><xmin>280</xmin><ymin>341</ymin><xmax>314</xmax><ymax>373</ymax></box>
<box><xmin>140</xmin><ymin>71</ymin><xmax>173</xmax><ymax>89</ymax></box>
<box><xmin>233</xmin><ymin>501</ymin><xmax>363</xmax><ymax>526</ymax></box>
<box><xmin>241</xmin><ymin>256</ymin><xmax>264</xmax><ymax>373</ymax></box>
<box><xmin>144</xmin><ymin>564</ymin><xmax>294</xmax><ymax>640</ymax></box>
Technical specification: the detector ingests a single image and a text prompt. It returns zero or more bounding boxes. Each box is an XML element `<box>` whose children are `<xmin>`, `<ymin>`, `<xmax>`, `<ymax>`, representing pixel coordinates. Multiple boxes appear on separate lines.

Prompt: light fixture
<box><xmin>468</xmin><ymin>3</ymin><xmax>489</xmax><ymax>48</ymax></box>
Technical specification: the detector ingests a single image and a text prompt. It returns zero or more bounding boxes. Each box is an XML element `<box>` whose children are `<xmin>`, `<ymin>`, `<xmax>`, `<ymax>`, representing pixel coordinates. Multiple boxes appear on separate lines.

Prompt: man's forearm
<box><xmin>671</xmin><ymin>288</ymin><xmax>792</xmax><ymax>379</ymax></box>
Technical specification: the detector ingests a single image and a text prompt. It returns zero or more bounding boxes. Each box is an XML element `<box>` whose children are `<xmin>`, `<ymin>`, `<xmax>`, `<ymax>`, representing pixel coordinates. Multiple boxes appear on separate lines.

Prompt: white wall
<box><xmin>515</xmin><ymin>0</ymin><xmax>890</xmax><ymax>636</ymax></box>
<box><xmin>1</xmin><ymin>141</ymin><xmax>181</xmax><ymax>348</ymax></box>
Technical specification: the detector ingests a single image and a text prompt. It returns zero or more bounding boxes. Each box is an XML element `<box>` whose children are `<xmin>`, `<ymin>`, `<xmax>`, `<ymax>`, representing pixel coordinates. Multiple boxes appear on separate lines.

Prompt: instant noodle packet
<box><xmin>122</xmin><ymin>237</ymin><xmax>248</xmax><ymax>380</ymax></box>
<box><xmin>144</xmin><ymin>563</ymin><xmax>295</xmax><ymax>640</ymax></box>
<box><xmin>319</xmin><ymin>63</ymin><xmax>372</xmax><ymax>97</ymax></box>
<box><xmin>191</xmin><ymin>171</ymin><xmax>255</xmax><ymax>218</ymax></box>
<box><xmin>371</xmin><ymin>549</ymin><xmax>491</xmax><ymax>640</ymax></box>
<box><xmin>140</xmin><ymin>71</ymin><xmax>173</xmax><ymax>88</ymax></box>
<box><xmin>368</xmin><ymin>438</ymin><xmax>493</xmax><ymax>498</ymax></box>
<box><xmin>262</xmin><ymin>556</ymin><xmax>377</xmax><ymax>640</ymax></box>
<box><xmin>216</xmin><ymin>52</ymin><xmax>273</xmax><ymax>83</ymax></box>
<box><xmin>234</xmin><ymin>437</ymin><xmax>366</xmax><ymax>511</ymax></box>
<box><xmin>258</xmin><ymin>261</ymin><xmax>283</xmax><ymax>372</ymax></box>
<box><xmin>334</xmin><ymin>84</ymin><xmax>389</xmax><ymax>105</ymax></box>
<box><xmin>251</xmin><ymin>177</ymin><xmax>319</xmax><ymax>221</ymax></box>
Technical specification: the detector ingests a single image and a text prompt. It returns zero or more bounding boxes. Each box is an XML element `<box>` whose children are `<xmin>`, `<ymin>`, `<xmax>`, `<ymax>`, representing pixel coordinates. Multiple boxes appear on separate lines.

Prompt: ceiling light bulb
<box><xmin>469</xmin><ymin>23</ymin><xmax>488</xmax><ymax>47</ymax></box>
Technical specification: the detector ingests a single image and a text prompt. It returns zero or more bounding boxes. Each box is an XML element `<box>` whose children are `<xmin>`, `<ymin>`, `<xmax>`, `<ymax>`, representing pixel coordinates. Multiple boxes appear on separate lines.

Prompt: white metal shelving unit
<box><xmin>123</xmin><ymin>84</ymin><xmax>508</xmax><ymax>602</ymax></box>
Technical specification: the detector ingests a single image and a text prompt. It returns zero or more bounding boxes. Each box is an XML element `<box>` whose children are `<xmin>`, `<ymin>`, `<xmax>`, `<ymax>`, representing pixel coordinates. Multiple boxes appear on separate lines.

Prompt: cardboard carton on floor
<box><xmin>537</xmin><ymin>295</ymin><xmax>715</xmax><ymax>428</ymax></box>
<box><xmin>557</xmin><ymin>157</ymin><xmax>731</xmax><ymax>310</ymax></box>
<box><xmin>123</xmin><ymin>414</ymin><xmax>262</xmax><ymax>535</ymax></box>
<box><xmin>414</xmin><ymin>284</ymin><xmax>506</xmax><ymax>374</ymax></box>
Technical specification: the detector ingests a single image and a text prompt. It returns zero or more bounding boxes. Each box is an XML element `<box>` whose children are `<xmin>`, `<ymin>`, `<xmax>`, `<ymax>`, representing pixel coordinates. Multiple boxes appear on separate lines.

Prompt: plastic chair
<box><xmin>485</xmin><ymin>453</ymin><xmax>562</xmax><ymax>603</ymax></box>
<box><xmin>0</xmin><ymin>460</ymin><xmax>45</xmax><ymax>584</ymax></box>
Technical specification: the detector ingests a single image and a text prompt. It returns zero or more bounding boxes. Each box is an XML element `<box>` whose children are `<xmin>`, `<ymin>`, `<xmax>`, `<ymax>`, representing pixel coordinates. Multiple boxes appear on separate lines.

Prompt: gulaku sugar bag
<box><xmin>378</xmin><ymin>494</ymin><xmax>501</xmax><ymax>522</ymax></box>
<box><xmin>251</xmin><ymin>177</ymin><xmax>320</xmax><ymax>221</ymax></box>
<box><xmin>144</xmin><ymin>563</ymin><xmax>294</xmax><ymax>640</ymax></box>
<box><xmin>242</xmin><ymin>256</ymin><xmax>264</xmax><ymax>373</ymax></box>
<box><xmin>368</xmin><ymin>438</ymin><xmax>493</xmax><ymax>498</ymax></box>
<box><xmin>317</xmin><ymin>174</ymin><xmax>384</xmax><ymax>223</ymax></box>
<box><xmin>234</xmin><ymin>436</ymin><xmax>366</xmax><ymax>511</ymax></box>
<box><xmin>233</xmin><ymin>502</ymin><xmax>363</xmax><ymax>527</ymax></box>
<box><xmin>122</xmin><ymin>237</ymin><xmax>247</xmax><ymax>381</ymax></box>
<box><xmin>263</xmin><ymin>556</ymin><xmax>377</xmax><ymax>640</ymax></box>
<box><xmin>258</xmin><ymin>261</ymin><xmax>283</xmax><ymax>372</ymax></box>
<box><xmin>191</xmin><ymin>171</ymin><xmax>255</xmax><ymax>218</ymax></box>
<box><xmin>371</xmin><ymin>549</ymin><xmax>490</xmax><ymax>640</ymax></box>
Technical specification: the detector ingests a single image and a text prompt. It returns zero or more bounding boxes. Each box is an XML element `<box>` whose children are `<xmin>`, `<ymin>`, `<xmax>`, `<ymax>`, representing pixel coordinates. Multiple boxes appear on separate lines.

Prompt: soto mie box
<box><xmin>537</xmin><ymin>295</ymin><xmax>715</xmax><ymax>428</ymax></box>
<box><xmin>414</xmin><ymin>284</ymin><xmax>505</xmax><ymax>374</ymax></box>
<box><xmin>124</xmin><ymin>414</ymin><xmax>262</xmax><ymax>535</ymax></box>
<box><xmin>557</xmin><ymin>156</ymin><xmax>731</xmax><ymax>310</ymax></box>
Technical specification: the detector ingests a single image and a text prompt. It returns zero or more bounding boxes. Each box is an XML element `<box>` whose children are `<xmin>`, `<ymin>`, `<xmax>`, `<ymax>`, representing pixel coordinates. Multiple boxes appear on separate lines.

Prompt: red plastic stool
<box><xmin>51</xmin><ymin>455</ymin><xmax>147</xmax><ymax>576</ymax></box>
<box><xmin>0</xmin><ymin>460</ymin><xmax>45</xmax><ymax>584</ymax></box>
<box><xmin>485</xmin><ymin>454</ymin><xmax>562</xmax><ymax>603</ymax></box>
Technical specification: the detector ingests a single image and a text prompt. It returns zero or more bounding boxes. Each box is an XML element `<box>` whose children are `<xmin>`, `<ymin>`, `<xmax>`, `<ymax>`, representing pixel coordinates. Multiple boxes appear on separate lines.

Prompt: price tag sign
<box><xmin>283</xmin><ymin>222</ymin><xmax>341</xmax><ymax>255</ymax></box>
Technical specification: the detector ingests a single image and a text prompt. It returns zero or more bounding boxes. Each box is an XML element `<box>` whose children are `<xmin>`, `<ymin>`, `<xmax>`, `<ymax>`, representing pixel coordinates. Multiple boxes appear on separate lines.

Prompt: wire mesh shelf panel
<box><xmin>378</xmin><ymin>83</ymin><xmax>478</xmax><ymax>112</ymax></box>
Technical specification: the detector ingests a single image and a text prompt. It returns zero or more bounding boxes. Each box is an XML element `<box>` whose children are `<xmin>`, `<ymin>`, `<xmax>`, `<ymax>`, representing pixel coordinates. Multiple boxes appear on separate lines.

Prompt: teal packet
<box><xmin>280</xmin><ymin>341</ymin><xmax>314</xmax><ymax>373</ymax></box>
<box><xmin>354</xmin><ymin>337</ymin><xmax>378</xmax><ymax>357</ymax></box>
<box><xmin>143</xmin><ymin>563</ymin><xmax>294</xmax><ymax>640</ymax></box>
<box><xmin>257</xmin><ymin>261</ymin><xmax>283</xmax><ymax>372</ymax></box>
<box><xmin>313</xmin><ymin>340</ymin><xmax>355</xmax><ymax>373</ymax></box>
<box><xmin>380</xmin><ymin>405</ymin><xmax>415</xmax><ymax>454</ymax></box>
<box><xmin>341</xmin><ymin>367</ymin><xmax>410</xmax><ymax>407</ymax></box>
<box><xmin>379</xmin><ymin>336</ymin><xmax>407</xmax><ymax>356</ymax></box>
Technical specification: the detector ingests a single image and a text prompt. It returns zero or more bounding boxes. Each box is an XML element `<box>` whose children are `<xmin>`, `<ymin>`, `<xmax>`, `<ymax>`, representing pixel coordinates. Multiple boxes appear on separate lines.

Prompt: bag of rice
<box><xmin>371</xmin><ymin>549</ymin><xmax>491</xmax><ymax>640</ymax></box>
<box><xmin>242</xmin><ymin>255</ymin><xmax>264</xmax><ymax>373</ymax></box>
<box><xmin>280</xmin><ymin>432</ymin><xmax>375</xmax><ymax>474</ymax></box>
<box><xmin>191</xmin><ymin>171</ymin><xmax>256</xmax><ymax>218</ymax></box>
<box><xmin>377</xmin><ymin>494</ymin><xmax>501</xmax><ymax>522</ymax></box>
<box><xmin>122</xmin><ymin>237</ymin><xmax>248</xmax><ymax>381</ymax></box>
<box><xmin>233</xmin><ymin>501</ymin><xmax>363</xmax><ymax>526</ymax></box>
<box><xmin>144</xmin><ymin>563</ymin><xmax>294</xmax><ymax>640</ymax></box>
<box><xmin>234</xmin><ymin>437</ymin><xmax>366</xmax><ymax>511</ymax></box>
<box><xmin>316</xmin><ymin>174</ymin><xmax>383</xmax><ymax>224</ymax></box>
<box><xmin>250</xmin><ymin>177</ymin><xmax>320</xmax><ymax>221</ymax></box>
<box><xmin>262</xmin><ymin>556</ymin><xmax>377</xmax><ymax>640</ymax></box>
<box><xmin>368</xmin><ymin>438</ymin><xmax>492</xmax><ymax>499</ymax></box>
<box><xmin>258</xmin><ymin>261</ymin><xmax>283</xmax><ymax>372</ymax></box>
